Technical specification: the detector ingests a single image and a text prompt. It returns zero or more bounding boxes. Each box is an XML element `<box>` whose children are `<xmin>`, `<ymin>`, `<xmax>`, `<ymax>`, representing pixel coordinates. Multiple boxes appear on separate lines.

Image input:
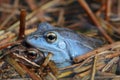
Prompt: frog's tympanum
<box><xmin>26</xmin><ymin>22</ymin><xmax>103</xmax><ymax>68</ymax></box>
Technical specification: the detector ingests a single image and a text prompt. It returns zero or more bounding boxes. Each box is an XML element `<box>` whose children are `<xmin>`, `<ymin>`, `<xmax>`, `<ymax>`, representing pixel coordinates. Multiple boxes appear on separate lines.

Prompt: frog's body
<box><xmin>26</xmin><ymin>22</ymin><xmax>103</xmax><ymax>68</ymax></box>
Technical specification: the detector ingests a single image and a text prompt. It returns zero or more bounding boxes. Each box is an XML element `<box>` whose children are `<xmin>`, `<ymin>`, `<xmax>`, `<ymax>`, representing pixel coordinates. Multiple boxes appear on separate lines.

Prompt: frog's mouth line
<box><xmin>36</xmin><ymin>47</ymin><xmax>48</xmax><ymax>52</ymax></box>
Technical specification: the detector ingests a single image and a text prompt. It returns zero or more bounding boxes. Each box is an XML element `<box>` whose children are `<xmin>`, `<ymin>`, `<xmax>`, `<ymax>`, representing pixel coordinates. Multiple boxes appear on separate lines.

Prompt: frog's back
<box><xmin>49</xmin><ymin>27</ymin><xmax>103</xmax><ymax>49</ymax></box>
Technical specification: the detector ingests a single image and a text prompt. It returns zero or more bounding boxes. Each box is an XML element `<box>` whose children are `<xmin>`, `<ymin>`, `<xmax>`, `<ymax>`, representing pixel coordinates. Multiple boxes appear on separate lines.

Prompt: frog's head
<box><xmin>26</xmin><ymin>22</ymin><xmax>67</xmax><ymax>54</ymax></box>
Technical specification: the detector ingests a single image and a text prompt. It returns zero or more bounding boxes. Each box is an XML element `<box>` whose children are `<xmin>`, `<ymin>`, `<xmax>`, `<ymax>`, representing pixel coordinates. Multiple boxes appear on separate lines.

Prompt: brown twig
<box><xmin>48</xmin><ymin>72</ymin><xmax>58</xmax><ymax>80</ymax></box>
<box><xmin>58</xmin><ymin>62</ymin><xmax>80</xmax><ymax>71</ymax></box>
<box><xmin>25</xmin><ymin>0</ymin><xmax>37</xmax><ymax>11</ymax></box>
<box><xmin>0</xmin><ymin>0</ymin><xmax>10</xmax><ymax>25</ymax></box>
<box><xmin>48</xmin><ymin>61</ymin><xmax>58</xmax><ymax>76</ymax></box>
<box><xmin>96</xmin><ymin>2</ymin><xmax>106</xmax><ymax>16</ymax></box>
<box><xmin>105</xmin><ymin>0</ymin><xmax>112</xmax><ymax>21</ymax></box>
<box><xmin>0</xmin><ymin>40</ymin><xmax>22</xmax><ymax>50</ymax></box>
<box><xmin>77</xmin><ymin>0</ymin><xmax>113</xmax><ymax>43</ymax></box>
<box><xmin>18</xmin><ymin>9</ymin><xmax>26</xmax><ymax>40</ymax></box>
<box><xmin>0</xmin><ymin>11</ymin><xmax>16</xmax><ymax>29</ymax></box>
<box><xmin>0</xmin><ymin>7</ymin><xmax>20</xmax><ymax>14</ymax></box>
<box><xmin>74</xmin><ymin>61</ymin><xmax>105</xmax><ymax>74</ymax></box>
<box><xmin>25</xmin><ymin>28</ymin><xmax>37</xmax><ymax>35</ymax></box>
<box><xmin>0</xmin><ymin>0</ymin><xmax>19</xmax><ymax>29</ymax></box>
<box><xmin>42</xmin><ymin>53</ymin><xmax>53</xmax><ymax>67</ymax></box>
<box><xmin>5</xmin><ymin>55</ymin><xmax>27</xmax><ymax>78</ymax></box>
<box><xmin>19</xmin><ymin>63</ymin><xmax>42</xmax><ymax>80</ymax></box>
<box><xmin>13</xmin><ymin>53</ymin><xmax>40</xmax><ymax>67</ymax></box>
<box><xmin>57</xmin><ymin>71</ymin><xmax>72</xmax><ymax>78</ymax></box>
<box><xmin>0</xmin><ymin>33</ymin><xmax>15</xmax><ymax>46</ymax></box>
<box><xmin>101</xmin><ymin>57</ymin><xmax>119</xmax><ymax>72</ymax></box>
<box><xmin>57</xmin><ymin>9</ymin><xmax>65</xmax><ymax>26</ymax></box>
<box><xmin>73</xmin><ymin>56</ymin><xmax>92</xmax><ymax>73</ymax></box>
<box><xmin>58</xmin><ymin>61</ymin><xmax>105</xmax><ymax>79</ymax></box>
<box><xmin>76</xmin><ymin>63</ymin><xmax>105</xmax><ymax>78</ymax></box>
<box><xmin>106</xmin><ymin>52</ymin><xmax>120</xmax><ymax>58</ymax></box>
<box><xmin>76</xmin><ymin>70</ymin><xmax>91</xmax><ymax>79</ymax></box>
<box><xmin>118</xmin><ymin>0</ymin><xmax>120</xmax><ymax>17</ymax></box>
<box><xmin>90</xmin><ymin>55</ymin><xmax>97</xmax><ymax>80</ymax></box>
<box><xmin>97</xmin><ymin>71</ymin><xmax>115</xmax><ymax>76</ymax></box>
<box><xmin>95</xmin><ymin>75</ymin><xmax>120</xmax><ymax>79</ymax></box>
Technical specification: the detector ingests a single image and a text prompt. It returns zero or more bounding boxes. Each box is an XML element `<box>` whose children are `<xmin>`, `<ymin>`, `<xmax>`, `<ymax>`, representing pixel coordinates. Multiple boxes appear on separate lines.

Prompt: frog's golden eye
<box><xmin>45</xmin><ymin>32</ymin><xmax>57</xmax><ymax>43</ymax></box>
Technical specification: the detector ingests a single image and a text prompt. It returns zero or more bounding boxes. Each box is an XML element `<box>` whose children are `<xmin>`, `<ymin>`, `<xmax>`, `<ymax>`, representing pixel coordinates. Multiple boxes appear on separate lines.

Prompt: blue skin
<box><xmin>26</xmin><ymin>22</ymin><xmax>103</xmax><ymax>68</ymax></box>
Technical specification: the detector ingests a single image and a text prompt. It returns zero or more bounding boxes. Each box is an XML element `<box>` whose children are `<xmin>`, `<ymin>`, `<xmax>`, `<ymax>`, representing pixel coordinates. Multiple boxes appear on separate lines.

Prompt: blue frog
<box><xmin>26</xmin><ymin>22</ymin><xmax>103</xmax><ymax>68</ymax></box>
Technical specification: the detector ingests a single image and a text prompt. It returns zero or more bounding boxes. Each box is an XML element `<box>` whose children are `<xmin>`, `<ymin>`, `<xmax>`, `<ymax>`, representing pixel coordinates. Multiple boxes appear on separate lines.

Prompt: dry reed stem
<box><xmin>77</xmin><ymin>0</ymin><xmax>113</xmax><ymax>43</ymax></box>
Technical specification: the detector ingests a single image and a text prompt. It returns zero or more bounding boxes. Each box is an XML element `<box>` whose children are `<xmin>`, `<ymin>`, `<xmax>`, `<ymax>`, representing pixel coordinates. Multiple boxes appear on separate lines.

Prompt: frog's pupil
<box><xmin>48</xmin><ymin>35</ymin><xmax>55</xmax><ymax>40</ymax></box>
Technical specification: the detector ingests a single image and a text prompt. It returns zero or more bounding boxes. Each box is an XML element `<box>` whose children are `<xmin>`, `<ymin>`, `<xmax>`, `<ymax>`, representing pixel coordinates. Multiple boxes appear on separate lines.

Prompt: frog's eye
<box><xmin>45</xmin><ymin>32</ymin><xmax>57</xmax><ymax>43</ymax></box>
